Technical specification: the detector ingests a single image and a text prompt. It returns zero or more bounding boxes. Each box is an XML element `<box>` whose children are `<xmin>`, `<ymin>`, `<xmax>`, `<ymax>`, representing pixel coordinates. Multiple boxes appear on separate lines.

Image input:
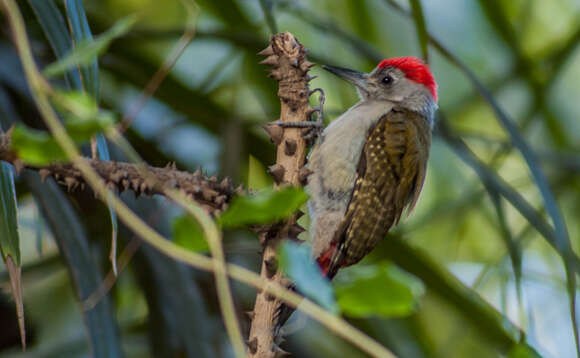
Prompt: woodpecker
<box><xmin>308</xmin><ymin>57</ymin><xmax>438</xmax><ymax>278</ymax></box>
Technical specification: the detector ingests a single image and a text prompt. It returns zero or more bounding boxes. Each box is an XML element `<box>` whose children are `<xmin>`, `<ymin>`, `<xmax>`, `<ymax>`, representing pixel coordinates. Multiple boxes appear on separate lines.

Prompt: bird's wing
<box><xmin>322</xmin><ymin>107</ymin><xmax>431</xmax><ymax>277</ymax></box>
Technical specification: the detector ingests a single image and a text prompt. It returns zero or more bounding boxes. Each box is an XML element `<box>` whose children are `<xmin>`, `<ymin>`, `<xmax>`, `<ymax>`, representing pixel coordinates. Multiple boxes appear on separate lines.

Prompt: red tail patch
<box><xmin>316</xmin><ymin>242</ymin><xmax>337</xmax><ymax>276</ymax></box>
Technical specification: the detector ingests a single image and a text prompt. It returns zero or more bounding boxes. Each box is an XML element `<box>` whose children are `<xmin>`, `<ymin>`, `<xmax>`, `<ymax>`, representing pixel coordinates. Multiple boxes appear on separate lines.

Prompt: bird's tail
<box><xmin>273</xmin><ymin>284</ymin><xmax>297</xmax><ymax>335</ymax></box>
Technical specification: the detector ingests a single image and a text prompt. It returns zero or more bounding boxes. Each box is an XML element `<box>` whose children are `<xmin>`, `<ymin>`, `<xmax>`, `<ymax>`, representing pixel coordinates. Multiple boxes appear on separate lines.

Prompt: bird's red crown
<box><xmin>378</xmin><ymin>57</ymin><xmax>437</xmax><ymax>102</ymax></box>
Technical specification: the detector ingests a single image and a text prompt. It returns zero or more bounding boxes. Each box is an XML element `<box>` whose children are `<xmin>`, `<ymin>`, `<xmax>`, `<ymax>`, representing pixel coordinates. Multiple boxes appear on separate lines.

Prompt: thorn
<box><xmin>220</xmin><ymin>177</ymin><xmax>231</xmax><ymax>188</ymax></box>
<box><xmin>298</xmin><ymin>167</ymin><xmax>313</xmax><ymax>185</ymax></box>
<box><xmin>12</xmin><ymin>160</ymin><xmax>23</xmax><ymax>175</ymax></box>
<box><xmin>288</xmin><ymin>223</ymin><xmax>305</xmax><ymax>238</ymax></box>
<box><xmin>264</xmin><ymin>256</ymin><xmax>278</xmax><ymax>278</ymax></box>
<box><xmin>110</xmin><ymin>171</ymin><xmax>123</xmax><ymax>183</ymax></box>
<box><xmin>122</xmin><ymin>179</ymin><xmax>130</xmax><ymax>191</ymax></box>
<box><xmin>306</xmin><ymin>74</ymin><xmax>318</xmax><ymax>82</ymax></box>
<box><xmin>300</xmin><ymin>60</ymin><xmax>315</xmax><ymax>72</ymax></box>
<box><xmin>258</xmin><ymin>45</ymin><xmax>274</xmax><ymax>56</ymax></box>
<box><xmin>215</xmin><ymin>195</ymin><xmax>227</xmax><ymax>205</ymax></box>
<box><xmin>259</xmin><ymin>55</ymin><xmax>278</xmax><ymax>66</ymax></box>
<box><xmin>284</xmin><ymin>139</ymin><xmax>297</xmax><ymax>156</ymax></box>
<box><xmin>201</xmin><ymin>188</ymin><xmax>218</xmax><ymax>201</ymax></box>
<box><xmin>39</xmin><ymin>168</ymin><xmax>50</xmax><ymax>182</ymax></box>
<box><xmin>210</xmin><ymin>175</ymin><xmax>218</xmax><ymax>182</ymax></box>
<box><xmin>258</xmin><ymin>232</ymin><xmax>269</xmax><ymax>246</ymax></box>
<box><xmin>268</xmin><ymin>164</ymin><xmax>285</xmax><ymax>184</ymax></box>
<box><xmin>246</xmin><ymin>311</ymin><xmax>255</xmax><ymax>320</ymax></box>
<box><xmin>262</xmin><ymin>124</ymin><xmax>284</xmax><ymax>145</ymax></box>
<box><xmin>268</xmin><ymin>68</ymin><xmax>283</xmax><ymax>80</ymax></box>
<box><xmin>194</xmin><ymin>168</ymin><xmax>202</xmax><ymax>176</ymax></box>
<box><xmin>131</xmin><ymin>179</ymin><xmax>141</xmax><ymax>190</ymax></box>
<box><xmin>295</xmin><ymin>210</ymin><xmax>304</xmax><ymax>220</ymax></box>
<box><xmin>65</xmin><ymin>177</ymin><xmax>77</xmax><ymax>192</ymax></box>
<box><xmin>247</xmin><ymin>337</ymin><xmax>258</xmax><ymax>354</ymax></box>
<box><xmin>274</xmin><ymin>345</ymin><xmax>291</xmax><ymax>357</ymax></box>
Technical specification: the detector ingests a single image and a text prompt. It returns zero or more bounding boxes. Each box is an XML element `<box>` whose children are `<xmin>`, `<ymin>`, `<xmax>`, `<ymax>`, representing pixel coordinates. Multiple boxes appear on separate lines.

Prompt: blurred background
<box><xmin>1</xmin><ymin>0</ymin><xmax>580</xmax><ymax>357</ymax></box>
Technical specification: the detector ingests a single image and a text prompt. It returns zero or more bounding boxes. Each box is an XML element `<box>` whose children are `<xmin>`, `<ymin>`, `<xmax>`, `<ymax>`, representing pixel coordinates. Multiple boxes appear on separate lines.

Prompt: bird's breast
<box><xmin>307</xmin><ymin>101</ymin><xmax>394</xmax><ymax>212</ymax></box>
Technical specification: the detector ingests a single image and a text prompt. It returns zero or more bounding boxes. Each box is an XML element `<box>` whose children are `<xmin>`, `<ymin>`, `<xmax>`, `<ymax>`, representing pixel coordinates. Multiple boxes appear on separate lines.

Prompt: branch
<box><xmin>247</xmin><ymin>33</ymin><xmax>315</xmax><ymax>358</ymax></box>
<box><xmin>0</xmin><ymin>131</ymin><xmax>241</xmax><ymax>215</ymax></box>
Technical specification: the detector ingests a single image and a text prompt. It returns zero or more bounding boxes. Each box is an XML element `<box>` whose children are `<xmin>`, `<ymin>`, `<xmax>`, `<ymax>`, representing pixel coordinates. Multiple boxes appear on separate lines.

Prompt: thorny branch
<box><xmin>247</xmin><ymin>32</ymin><xmax>316</xmax><ymax>358</ymax></box>
<box><xmin>0</xmin><ymin>131</ymin><xmax>241</xmax><ymax>216</ymax></box>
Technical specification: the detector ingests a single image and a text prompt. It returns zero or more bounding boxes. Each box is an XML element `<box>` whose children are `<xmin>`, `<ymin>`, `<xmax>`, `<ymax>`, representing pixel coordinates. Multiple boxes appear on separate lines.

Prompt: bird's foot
<box><xmin>273</xmin><ymin>88</ymin><xmax>326</xmax><ymax>145</ymax></box>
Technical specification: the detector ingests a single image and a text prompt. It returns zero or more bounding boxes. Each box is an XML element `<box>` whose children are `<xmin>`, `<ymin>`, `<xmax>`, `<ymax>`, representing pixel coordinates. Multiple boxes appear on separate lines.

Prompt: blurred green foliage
<box><xmin>219</xmin><ymin>187</ymin><xmax>308</xmax><ymax>227</ymax></box>
<box><xmin>0</xmin><ymin>0</ymin><xmax>579</xmax><ymax>357</ymax></box>
<box><xmin>334</xmin><ymin>263</ymin><xmax>425</xmax><ymax>318</ymax></box>
<box><xmin>278</xmin><ymin>241</ymin><xmax>336</xmax><ymax>312</ymax></box>
<box><xmin>44</xmin><ymin>15</ymin><xmax>137</xmax><ymax>78</ymax></box>
<box><xmin>173</xmin><ymin>214</ymin><xmax>209</xmax><ymax>253</ymax></box>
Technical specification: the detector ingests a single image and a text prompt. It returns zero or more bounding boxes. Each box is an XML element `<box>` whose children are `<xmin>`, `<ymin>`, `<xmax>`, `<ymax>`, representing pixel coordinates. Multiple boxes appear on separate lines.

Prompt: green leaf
<box><xmin>335</xmin><ymin>262</ymin><xmax>425</xmax><ymax>318</ymax></box>
<box><xmin>172</xmin><ymin>214</ymin><xmax>209</xmax><ymax>253</ymax></box>
<box><xmin>135</xmin><ymin>244</ymin><xmax>213</xmax><ymax>357</ymax></box>
<box><xmin>64</xmin><ymin>0</ymin><xmax>99</xmax><ymax>97</ymax></box>
<box><xmin>53</xmin><ymin>90</ymin><xmax>99</xmax><ymax>118</ymax></box>
<box><xmin>64</xmin><ymin>111</ymin><xmax>115</xmax><ymax>142</ymax></box>
<box><xmin>27</xmin><ymin>0</ymin><xmax>82</xmax><ymax>88</ymax></box>
<box><xmin>0</xmin><ymin>162</ymin><xmax>20</xmax><ymax>264</ymax></box>
<box><xmin>278</xmin><ymin>241</ymin><xmax>336</xmax><ymax>312</ymax></box>
<box><xmin>10</xmin><ymin>113</ymin><xmax>114</xmax><ymax>166</ymax></box>
<box><xmin>10</xmin><ymin>125</ymin><xmax>67</xmax><ymax>165</ymax></box>
<box><xmin>62</xmin><ymin>0</ymin><xmax>119</xmax><ymax>276</ymax></box>
<box><xmin>218</xmin><ymin>187</ymin><xmax>308</xmax><ymax>227</ymax></box>
<box><xmin>25</xmin><ymin>172</ymin><xmax>123</xmax><ymax>357</ymax></box>
<box><xmin>1</xmin><ymin>162</ymin><xmax>24</xmax><ymax>348</ymax></box>
<box><xmin>44</xmin><ymin>15</ymin><xmax>138</xmax><ymax>78</ymax></box>
<box><xmin>508</xmin><ymin>343</ymin><xmax>543</xmax><ymax>358</ymax></box>
<box><xmin>409</xmin><ymin>0</ymin><xmax>429</xmax><ymax>62</ymax></box>
<box><xmin>55</xmin><ymin>90</ymin><xmax>116</xmax><ymax>141</ymax></box>
<box><xmin>247</xmin><ymin>155</ymin><xmax>272</xmax><ymax>190</ymax></box>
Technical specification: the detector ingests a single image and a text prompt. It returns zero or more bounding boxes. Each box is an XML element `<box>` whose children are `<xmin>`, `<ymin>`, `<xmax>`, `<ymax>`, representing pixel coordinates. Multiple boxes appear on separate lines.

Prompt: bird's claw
<box><xmin>273</xmin><ymin>88</ymin><xmax>326</xmax><ymax>145</ymax></box>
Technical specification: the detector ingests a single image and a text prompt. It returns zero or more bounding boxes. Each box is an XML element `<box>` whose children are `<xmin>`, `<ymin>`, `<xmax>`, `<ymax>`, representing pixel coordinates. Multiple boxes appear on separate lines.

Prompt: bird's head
<box><xmin>323</xmin><ymin>57</ymin><xmax>438</xmax><ymax>120</ymax></box>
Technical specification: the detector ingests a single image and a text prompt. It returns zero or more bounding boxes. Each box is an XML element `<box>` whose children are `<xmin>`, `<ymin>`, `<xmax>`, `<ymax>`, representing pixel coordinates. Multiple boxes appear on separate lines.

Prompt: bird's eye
<box><xmin>382</xmin><ymin>75</ymin><xmax>393</xmax><ymax>84</ymax></box>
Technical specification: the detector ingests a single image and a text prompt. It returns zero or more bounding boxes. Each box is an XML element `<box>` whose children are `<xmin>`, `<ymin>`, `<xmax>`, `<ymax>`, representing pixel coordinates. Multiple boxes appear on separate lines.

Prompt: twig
<box><xmin>83</xmin><ymin>237</ymin><xmax>141</xmax><ymax>310</ymax></box>
<box><xmin>117</xmin><ymin>23</ymin><xmax>197</xmax><ymax>132</ymax></box>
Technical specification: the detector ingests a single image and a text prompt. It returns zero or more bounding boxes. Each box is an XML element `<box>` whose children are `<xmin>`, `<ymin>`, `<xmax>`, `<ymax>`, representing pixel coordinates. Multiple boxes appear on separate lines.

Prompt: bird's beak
<box><xmin>322</xmin><ymin>65</ymin><xmax>369</xmax><ymax>94</ymax></box>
